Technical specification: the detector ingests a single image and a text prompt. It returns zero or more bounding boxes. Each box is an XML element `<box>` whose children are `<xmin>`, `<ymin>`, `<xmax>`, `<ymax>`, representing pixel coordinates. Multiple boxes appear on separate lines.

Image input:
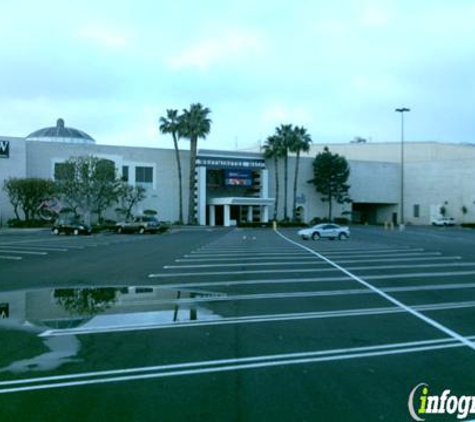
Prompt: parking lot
<box><xmin>1</xmin><ymin>225</ymin><xmax>475</xmax><ymax>421</ymax></box>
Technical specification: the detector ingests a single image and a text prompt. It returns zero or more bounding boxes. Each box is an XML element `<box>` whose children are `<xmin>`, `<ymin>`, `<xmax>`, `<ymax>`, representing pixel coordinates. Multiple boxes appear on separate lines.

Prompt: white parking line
<box><xmin>0</xmin><ymin>336</ymin><xmax>470</xmax><ymax>394</ymax></box>
<box><xmin>0</xmin><ymin>249</ymin><xmax>47</xmax><ymax>256</ymax></box>
<box><xmin>0</xmin><ymin>245</ymin><xmax>68</xmax><ymax>252</ymax></box>
<box><xmin>0</xmin><ymin>255</ymin><xmax>22</xmax><ymax>260</ymax></box>
<box><xmin>41</xmin><ymin>299</ymin><xmax>475</xmax><ymax>337</ymax></box>
<box><xmin>152</xmin><ymin>270</ymin><xmax>475</xmax><ymax>289</ymax></box>
<box><xmin>149</xmin><ymin>262</ymin><xmax>475</xmax><ymax>278</ymax></box>
<box><xmin>176</xmin><ymin>252</ymin><xmax>440</xmax><ymax>263</ymax></box>
<box><xmin>166</xmin><ymin>255</ymin><xmax>455</xmax><ymax>269</ymax></box>
<box><xmin>276</xmin><ymin>230</ymin><xmax>475</xmax><ymax>352</ymax></box>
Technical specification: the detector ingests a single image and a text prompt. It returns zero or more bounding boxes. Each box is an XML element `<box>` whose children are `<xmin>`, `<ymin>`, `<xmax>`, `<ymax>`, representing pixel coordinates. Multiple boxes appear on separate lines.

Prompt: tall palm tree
<box><xmin>275</xmin><ymin>124</ymin><xmax>294</xmax><ymax>220</ymax></box>
<box><xmin>289</xmin><ymin>126</ymin><xmax>312</xmax><ymax>221</ymax></box>
<box><xmin>179</xmin><ymin>103</ymin><xmax>212</xmax><ymax>224</ymax></box>
<box><xmin>159</xmin><ymin>109</ymin><xmax>184</xmax><ymax>224</ymax></box>
<box><xmin>262</xmin><ymin>135</ymin><xmax>285</xmax><ymax>220</ymax></box>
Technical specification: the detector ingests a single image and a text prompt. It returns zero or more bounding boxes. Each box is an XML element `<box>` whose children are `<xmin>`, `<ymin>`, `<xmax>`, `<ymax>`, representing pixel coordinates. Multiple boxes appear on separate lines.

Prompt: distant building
<box><xmin>1</xmin><ymin>119</ymin><xmax>474</xmax><ymax>226</ymax></box>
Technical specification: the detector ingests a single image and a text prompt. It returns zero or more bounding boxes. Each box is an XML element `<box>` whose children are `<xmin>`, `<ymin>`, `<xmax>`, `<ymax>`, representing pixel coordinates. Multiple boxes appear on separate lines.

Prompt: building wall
<box><xmin>405</xmin><ymin>160</ymin><xmax>475</xmax><ymax>225</ymax></box>
<box><xmin>0</xmin><ymin>137</ymin><xmax>27</xmax><ymax>223</ymax></box>
<box><xmin>266</xmin><ymin>156</ymin><xmax>399</xmax><ymax>222</ymax></box>
<box><xmin>25</xmin><ymin>141</ymin><xmax>190</xmax><ymax>223</ymax></box>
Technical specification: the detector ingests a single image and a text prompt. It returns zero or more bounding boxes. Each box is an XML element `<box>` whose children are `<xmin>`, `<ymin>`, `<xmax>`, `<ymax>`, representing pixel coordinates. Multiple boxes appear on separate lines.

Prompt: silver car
<box><xmin>298</xmin><ymin>223</ymin><xmax>350</xmax><ymax>240</ymax></box>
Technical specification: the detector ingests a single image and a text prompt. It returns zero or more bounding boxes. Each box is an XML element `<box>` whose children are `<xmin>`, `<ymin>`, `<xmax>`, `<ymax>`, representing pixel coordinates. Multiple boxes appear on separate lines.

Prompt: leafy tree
<box><xmin>55</xmin><ymin>156</ymin><xmax>121</xmax><ymax>224</ymax></box>
<box><xmin>289</xmin><ymin>126</ymin><xmax>312</xmax><ymax>221</ymax></box>
<box><xmin>54</xmin><ymin>287</ymin><xmax>119</xmax><ymax>316</ymax></box>
<box><xmin>179</xmin><ymin>103</ymin><xmax>212</xmax><ymax>224</ymax></box>
<box><xmin>262</xmin><ymin>135</ymin><xmax>285</xmax><ymax>220</ymax></box>
<box><xmin>159</xmin><ymin>109</ymin><xmax>184</xmax><ymax>224</ymax></box>
<box><xmin>117</xmin><ymin>183</ymin><xmax>147</xmax><ymax>220</ymax></box>
<box><xmin>308</xmin><ymin>147</ymin><xmax>351</xmax><ymax>220</ymax></box>
<box><xmin>3</xmin><ymin>177</ymin><xmax>56</xmax><ymax>221</ymax></box>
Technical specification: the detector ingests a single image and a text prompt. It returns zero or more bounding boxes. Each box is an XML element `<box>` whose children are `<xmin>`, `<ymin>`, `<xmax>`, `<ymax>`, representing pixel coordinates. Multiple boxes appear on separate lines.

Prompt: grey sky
<box><xmin>1</xmin><ymin>0</ymin><xmax>474</xmax><ymax>150</ymax></box>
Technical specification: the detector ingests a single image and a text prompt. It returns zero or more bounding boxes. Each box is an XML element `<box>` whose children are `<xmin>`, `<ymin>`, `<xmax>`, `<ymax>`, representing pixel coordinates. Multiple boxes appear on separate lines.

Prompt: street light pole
<box><xmin>395</xmin><ymin>107</ymin><xmax>410</xmax><ymax>230</ymax></box>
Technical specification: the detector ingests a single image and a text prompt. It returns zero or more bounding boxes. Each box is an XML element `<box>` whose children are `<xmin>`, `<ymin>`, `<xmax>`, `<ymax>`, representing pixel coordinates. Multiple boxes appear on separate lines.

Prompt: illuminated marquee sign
<box><xmin>0</xmin><ymin>140</ymin><xmax>9</xmax><ymax>158</ymax></box>
<box><xmin>196</xmin><ymin>156</ymin><xmax>265</xmax><ymax>169</ymax></box>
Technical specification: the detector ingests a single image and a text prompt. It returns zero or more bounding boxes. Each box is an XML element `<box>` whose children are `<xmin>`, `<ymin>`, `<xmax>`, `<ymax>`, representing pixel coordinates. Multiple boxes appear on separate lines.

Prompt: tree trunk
<box><xmin>328</xmin><ymin>188</ymin><xmax>333</xmax><ymax>221</ymax></box>
<box><xmin>187</xmin><ymin>137</ymin><xmax>198</xmax><ymax>224</ymax></box>
<box><xmin>292</xmin><ymin>150</ymin><xmax>300</xmax><ymax>221</ymax></box>
<box><xmin>283</xmin><ymin>152</ymin><xmax>288</xmax><ymax>220</ymax></box>
<box><xmin>273</xmin><ymin>156</ymin><xmax>280</xmax><ymax>220</ymax></box>
<box><xmin>173</xmin><ymin>133</ymin><xmax>184</xmax><ymax>224</ymax></box>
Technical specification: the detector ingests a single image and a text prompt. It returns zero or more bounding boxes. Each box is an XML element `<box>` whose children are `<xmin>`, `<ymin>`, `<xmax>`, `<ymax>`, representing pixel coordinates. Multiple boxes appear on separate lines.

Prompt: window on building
<box><xmin>135</xmin><ymin>166</ymin><xmax>153</xmax><ymax>188</ymax></box>
<box><xmin>122</xmin><ymin>166</ymin><xmax>129</xmax><ymax>182</ymax></box>
<box><xmin>413</xmin><ymin>204</ymin><xmax>420</xmax><ymax>218</ymax></box>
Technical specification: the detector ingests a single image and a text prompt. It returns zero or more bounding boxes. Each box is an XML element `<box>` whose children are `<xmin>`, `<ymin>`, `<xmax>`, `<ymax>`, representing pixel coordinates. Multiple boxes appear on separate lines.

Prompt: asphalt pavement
<box><xmin>1</xmin><ymin>225</ymin><xmax>475</xmax><ymax>421</ymax></box>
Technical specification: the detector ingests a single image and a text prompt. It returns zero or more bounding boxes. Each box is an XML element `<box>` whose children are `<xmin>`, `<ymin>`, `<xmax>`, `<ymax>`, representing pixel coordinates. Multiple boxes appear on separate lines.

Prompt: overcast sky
<box><xmin>1</xmin><ymin>0</ymin><xmax>474</xmax><ymax>150</ymax></box>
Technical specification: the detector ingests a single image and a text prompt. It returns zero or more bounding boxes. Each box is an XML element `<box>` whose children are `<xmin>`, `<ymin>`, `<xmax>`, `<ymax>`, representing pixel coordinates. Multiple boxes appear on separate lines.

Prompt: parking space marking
<box><xmin>176</xmin><ymin>252</ymin><xmax>440</xmax><ymax>263</ymax></box>
<box><xmin>0</xmin><ymin>335</ymin><xmax>472</xmax><ymax>394</ymax></box>
<box><xmin>0</xmin><ymin>255</ymin><xmax>22</xmax><ymax>260</ymax></box>
<box><xmin>40</xmin><ymin>299</ymin><xmax>475</xmax><ymax>337</ymax></box>
<box><xmin>0</xmin><ymin>244</ymin><xmax>68</xmax><ymax>252</ymax></box>
<box><xmin>0</xmin><ymin>249</ymin><xmax>47</xmax><ymax>256</ymax></box>
<box><xmin>167</xmin><ymin>255</ymin><xmax>457</xmax><ymax>269</ymax></box>
<box><xmin>150</xmin><ymin>262</ymin><xmax>475</xmax><ymax>278</ymax></box>
<box><xmin>152</xmin><ymin>270</ymin><xmax>475</xmax><ymax>289</ymax></box>
<box><xmin>275</xmin><ymin>230</ymin><xmax>475</xmax><ymax>352</ymax></box>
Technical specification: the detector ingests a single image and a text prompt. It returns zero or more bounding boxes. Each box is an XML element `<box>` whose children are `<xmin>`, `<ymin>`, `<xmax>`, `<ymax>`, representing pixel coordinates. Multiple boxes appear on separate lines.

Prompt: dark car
<box><xmin>116</xmin><ymin>216</ymin><xmax>161</xmax><ymax>234</ymax></box>
<box><xmin>51</xmin><ymin>218</ymin><xmax>92</xmax><ymax>236</ymax></box>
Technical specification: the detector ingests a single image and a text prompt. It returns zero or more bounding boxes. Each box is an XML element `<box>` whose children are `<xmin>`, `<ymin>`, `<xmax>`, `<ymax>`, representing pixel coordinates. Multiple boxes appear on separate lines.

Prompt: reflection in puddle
<box><xmin>0</xmin><ymin>285</ymin><xmax>224</xmax><ymax>337</ymax></box>
<box><xmin>0</xmin><ymin>336</ymin><xmax>81</xmax><ymax>373</ymax></box>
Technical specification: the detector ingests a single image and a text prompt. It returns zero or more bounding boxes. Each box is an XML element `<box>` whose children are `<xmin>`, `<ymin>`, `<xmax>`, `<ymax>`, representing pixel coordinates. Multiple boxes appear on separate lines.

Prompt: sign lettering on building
<box><xmin>196</xmin><ymin>156</ymin><xmax>265</xmax><ymax>169</ymax></box>
<box><xmin>0</xmin><ymin>140</ymin><xmax>10</xmax><ymax>158</ymax></box>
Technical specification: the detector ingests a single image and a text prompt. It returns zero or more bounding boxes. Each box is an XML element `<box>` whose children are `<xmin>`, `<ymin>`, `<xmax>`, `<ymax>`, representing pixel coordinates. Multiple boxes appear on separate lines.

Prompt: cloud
<box><xmin>261</xmin><ymin>103</ymin><xmax>313</xmax><ymax>127</ymax></box>
<box><xmin>166</xmin><ymin>30</ymin><xmax>264</xmax><ymax>70</ymax></box>
<box><xmin>79</xmin><ymin>25</ymin><xmax>129</xmax><ymax>48</ymax></box>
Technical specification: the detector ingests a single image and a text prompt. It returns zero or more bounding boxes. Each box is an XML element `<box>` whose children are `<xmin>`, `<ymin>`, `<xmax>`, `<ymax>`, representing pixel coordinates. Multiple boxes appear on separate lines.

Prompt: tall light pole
<box><xmin>395</xmin><ymin>107</ymin><xmax>410</xmax><ymax>230</ymax></box>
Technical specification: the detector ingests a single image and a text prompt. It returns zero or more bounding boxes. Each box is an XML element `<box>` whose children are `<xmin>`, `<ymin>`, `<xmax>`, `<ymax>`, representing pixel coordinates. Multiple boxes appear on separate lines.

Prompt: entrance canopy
<box><xmin>207</xmin><ymin>197</ymin><xmax>274</xmax><ymax>206</ymax></box>
<box><xmin>207</xmin><ymin>197</ymin><xmax>274</xmax><ymax>226</ymax></box>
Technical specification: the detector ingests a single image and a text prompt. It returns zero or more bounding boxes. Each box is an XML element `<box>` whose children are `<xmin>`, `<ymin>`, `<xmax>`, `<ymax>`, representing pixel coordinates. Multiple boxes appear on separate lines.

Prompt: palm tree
<box><xmin>159</xmin><ymin>109</ymin><xmax>184</xmax><ymax>224</ymax></box>
<box><xmin>289</xmin><ymin>126</ymin><xmax>312</xmax><ymax>221</ymax></box>
<box><xmin>179</xmin><ymin>103</ymin><xmax>212</xmax><ymax>224</ymax></box>
<box><xmin>262</xmin><ymin>135</ymin><xmax>285</xmax><ymax>220</ymax></box>
<box><xmin>275</xmin><ymin>124</ymin><xmax>294</xmax><ymax>220</ymax></box>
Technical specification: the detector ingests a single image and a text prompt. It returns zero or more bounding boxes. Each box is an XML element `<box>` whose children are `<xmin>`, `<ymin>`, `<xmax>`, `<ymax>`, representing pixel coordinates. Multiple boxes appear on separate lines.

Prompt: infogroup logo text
<box><xmin>409</xmin><ymin>383</ymin><xmax>475</xmax><ymax>421</ymax></box>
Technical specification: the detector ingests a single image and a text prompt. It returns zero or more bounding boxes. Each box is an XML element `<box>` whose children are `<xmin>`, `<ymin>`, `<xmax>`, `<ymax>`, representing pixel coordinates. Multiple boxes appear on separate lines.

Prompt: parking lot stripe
<box><xmin>0</xmin><ymin>244</ymin><xmax>68</xmax><ymax>252</ymax></box>
<box><xmin>152</xmin><ymin>270</ymin><xmax>475</xmax><ymax>289</ymax></box>
<box><xmin>176</xmin><ymin>252</ymin><xmax>440</xmax><ymax>263</ymax></box>
<box><xmin>0</xmin><ymin>336</ymin><xmax>470</xmax><ymax>394</ymax></box>
<box><xmin>166</xmin><ymin>255</ymin><xmax>454</xmax><ymax>269</ymax></box>
<box><xmin>40</xmin><ymin>300</ymin><xmax>475</xmax><ymax>337</ymax></box>
<box><xmin>149</xmin><ymin>262</ymin><xmax>475</xmax><ymax>278</ymax></box>
<box><xmin>276</xmin><ymin>230</ymin><xmax>475</xmax><ymax>352</ymax></box>
<box><xmin>0</xmin><ymin>249</ymin><xmax>47</xmax><ymax>256</ymax></box>
<box><xmin>0</xmin><ymin>255</ymin><xmax>22</xmax><ymax>260</ymax></box>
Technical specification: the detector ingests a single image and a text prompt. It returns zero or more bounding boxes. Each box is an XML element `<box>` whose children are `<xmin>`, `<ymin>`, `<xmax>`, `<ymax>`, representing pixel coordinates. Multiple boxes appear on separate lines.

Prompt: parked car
<box><xmin>51</xmin><ymin>218</ymin><xmax>92</xmax><ymax>236</ymax></box>
<box><xmin>298</xmin><ymin>223</ymin><xmax>350</xmax><ymax>240</ymax></box>
<box><xmin>431</xmin><ymin>217</ymin><xmax>455</xmax><ymax>226</ymax></box>
<box><xmin>116</xmin><ymin>216</ymin><xmax>161</xmax><ymax>234</ymax></box>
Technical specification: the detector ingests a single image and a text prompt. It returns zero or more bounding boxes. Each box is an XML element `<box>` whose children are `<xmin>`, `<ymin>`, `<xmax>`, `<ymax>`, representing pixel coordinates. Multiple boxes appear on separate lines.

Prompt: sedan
<box><xmin>116</xmin><ymin>216</ymin><xmax>161</xmax><ymax>234</ymax></box>
<box><xmin>51</xmin><ymin>218</ymin><xmax>92</xmax><ymax>236</ymax></box>
<box><xmin>298</xmin><ymin>223</ymin><xmax>350</xmax><ymax>240</ymax></box>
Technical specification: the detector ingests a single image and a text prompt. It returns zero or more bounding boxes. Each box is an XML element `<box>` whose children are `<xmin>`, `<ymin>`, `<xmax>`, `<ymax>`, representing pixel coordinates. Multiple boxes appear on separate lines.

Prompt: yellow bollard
<box><xmin>272</xmin><ymin>220</ymin><xmax>277</xmax><ymax>230</ymax></box>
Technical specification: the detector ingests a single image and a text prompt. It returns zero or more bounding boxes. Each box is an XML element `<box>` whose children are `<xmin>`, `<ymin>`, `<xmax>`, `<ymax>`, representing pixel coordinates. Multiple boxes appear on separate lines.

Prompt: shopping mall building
<box><xmin>1</xmin><ymin>118</ymin><xmax>475</xmax><ymax>226</ymax></box>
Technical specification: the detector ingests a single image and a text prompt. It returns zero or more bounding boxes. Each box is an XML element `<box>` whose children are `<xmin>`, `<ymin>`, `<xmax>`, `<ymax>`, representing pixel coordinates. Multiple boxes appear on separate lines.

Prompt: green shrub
<box><xmin>7</xmin><ymin>219</ymin><xmax>51</xmax><ymax>228</ymax></box>
<box><xmin>461</xmin><ymin>223</ymin><xmax>475</xmax><ymax>229</ymax></box>
<box><xmin>334</xmin><ymin>217</ymin><xmax>350</xmax><ymax>225</ymax></box>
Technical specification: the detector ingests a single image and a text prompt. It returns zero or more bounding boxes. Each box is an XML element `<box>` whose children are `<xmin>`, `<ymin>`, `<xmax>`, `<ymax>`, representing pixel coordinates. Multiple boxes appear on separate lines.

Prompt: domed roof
<box><xmin>26</xmin><ymin>119</ymin><xmax>95</xmax><ymax>144</ymax></box>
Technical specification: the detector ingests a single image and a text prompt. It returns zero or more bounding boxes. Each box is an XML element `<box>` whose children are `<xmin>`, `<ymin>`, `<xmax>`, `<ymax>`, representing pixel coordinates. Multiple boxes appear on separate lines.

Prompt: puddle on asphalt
<box><xmin>0</xmin><ymin>285</ymin><xmax>224</xmax><ymax>373</ymax></box>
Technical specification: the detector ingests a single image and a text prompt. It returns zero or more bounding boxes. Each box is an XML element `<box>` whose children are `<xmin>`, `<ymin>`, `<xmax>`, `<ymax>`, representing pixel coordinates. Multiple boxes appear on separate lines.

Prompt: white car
<box><xmin>431</xmin><ymin>217</ymin><xmax>455</xmax><ymax>226</ymax></box>
<box><xmin>298</xmin><ymin>223</ymin><xmax>350</xmax><ymax>240</ymax></box>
